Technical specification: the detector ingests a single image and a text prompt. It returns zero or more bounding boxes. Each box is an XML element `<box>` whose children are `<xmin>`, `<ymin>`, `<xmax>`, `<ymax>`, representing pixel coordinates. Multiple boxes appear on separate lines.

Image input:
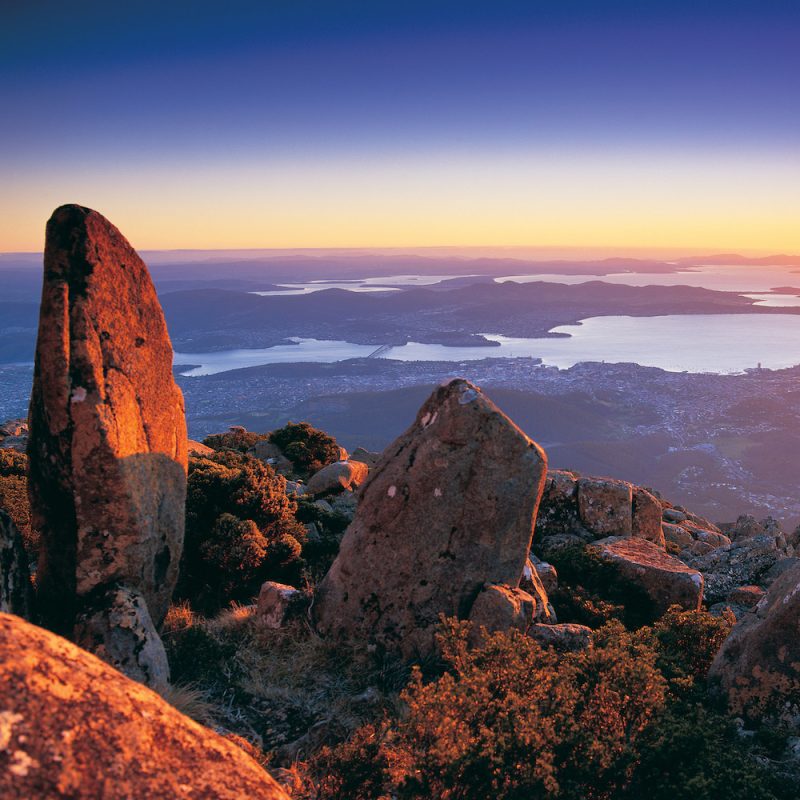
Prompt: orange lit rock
<box><xmin>0</xmin><ymin>613</ymin><xmax>289</xmax><ymax>799</ymax></box>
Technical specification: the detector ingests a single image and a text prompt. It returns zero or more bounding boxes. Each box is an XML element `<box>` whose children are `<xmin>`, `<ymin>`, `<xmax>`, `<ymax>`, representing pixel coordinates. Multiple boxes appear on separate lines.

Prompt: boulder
<box><xmin>0</xmin><ymin>613</ymin><xmax>289</xmax><ymax>799</ymax></box>
<box><xmin>27</xmin><ymin>205</ymin><xmax>187</xmax><ymax>677</ymax></box>
<box><xmin>256</xmin><ymin>581</ymin><xmax>304</xmax><ymax>630</ymax></box>
<box><xmin>529</xmin><ymin>622</ymin><xmax>593</xmax><ymax>652</ymax></box>
<box><xmin>529</xmin><ymin>553</ymin><xmax>558</xmax><ymax>594</ymax></box>
<box><xmin>468</xmin><ymin>583</ymin><xmax>538</xmax><ymax>645</ymax></box>
<box><xmin>709</xmin><ymin>559</ymin><xmax>800</xmax><ymax>731</ymax></box>
<box><xmin>0</xmin><ymin>510</ymin><xmax>33</xmax><ymax>619</ymax></box>
<box><xmin>73</xmin><ymin>586</ymin><xmax>170</xmax><ymax>692</ymax></box>
<box><xmin>589</xmin><ymin>536</ymin><xmax>703</xmax><ymax>616</ymax></box>
<box><xmin>187</xmin><ymin>439</ymin><xmax>214</xmax><ymax>457</ymax></box>
<box><xmin>0</xmin><ymin>419</ymin><xmax>27</xmax><ymax>438</ymax></box>
<box><xmin>351</xmin><ymin>447</ymin><xmax>382</xmax><ymax>468</ymax></box>
<box><xmin>519</xmin><ymin>560</ymin><xmax>554</xmax><ymax>622</ymax></box>
<box><xmin>305</xmin><ymin>460</ymin><xmax>369</xmax><ymax>496</ymax></box>
<box><xmin>631</xmin><ymin>487</ymin><xmax>665</xmax><ymax>547</ymax></box>
<box><xmin>577</xmin><ymin>477</ymin><xmax>633</xmax><ymax>538</ymax></box>
<box><xmin>315</xmin><ymin>379</ymin><xmax>547</xmax><ymax>658</ymax></box>
<box><xmin>726</xmin><ymin>585</ymin><xmax>765</xmax><ymax>608</ymax></box>
<box><xmin>663</xmin><ymin>522</ymin><xmax>693</xmax><ymax>549</ymax></box>
<box><xmin>663</xmin><ymin>507</ymin><xmax>687</xmax><ymax>524</ymax></box>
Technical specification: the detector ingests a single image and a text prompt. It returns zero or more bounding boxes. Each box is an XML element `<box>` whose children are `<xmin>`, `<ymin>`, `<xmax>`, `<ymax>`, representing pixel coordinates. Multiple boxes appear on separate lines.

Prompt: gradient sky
<box><xmin>2</xmin><ymin>1</ymin><xmax>799</xmax><ymax>253</ymax></box>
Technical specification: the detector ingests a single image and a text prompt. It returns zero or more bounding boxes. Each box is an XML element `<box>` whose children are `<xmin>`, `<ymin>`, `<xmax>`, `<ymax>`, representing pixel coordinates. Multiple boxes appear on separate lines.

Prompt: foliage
<box><xmin>647</xmin><ymin>605</ymin><xmax>735</xmax><ymax>693</ymax></box>
<box><xmin>314</xmin><ymin>620</ymin><xmax>668</xmax><ymax>800</ymax></box>
<box><xmin>624</xmin><ymin>702</ymin><xmax>792</xmax><ymax>800</ymax></box>
<box><xmin>268</xmin><ymin>421</ymin><xmax>341</xmax><ymax>477</ymax></box>
<box><xmin>202</xmin><ymin>428</ymin><xmax>268</xmax><ymax>453</ymax></box>
<box><xmin>180</xmin><ymin>451</ymin><xmax>306</xmax><ymax>612</ymax></box>
<box><xmin>0</xmin><ymin>449</ymin><xmax>37</xmax><ymax>557</ymax></box>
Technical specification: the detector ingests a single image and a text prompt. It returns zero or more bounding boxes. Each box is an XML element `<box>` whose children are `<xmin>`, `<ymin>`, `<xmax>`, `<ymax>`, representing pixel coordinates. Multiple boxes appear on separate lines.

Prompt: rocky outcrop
<box><xmin>529</xmin><ymin>622</ymin><xmax>593</xmax><ymax>652</ymax></box>
<box><xmin>256</xmin><ymin>581</ymin><xmax>304</xmax><ymax>629</ymax></box>
<box><xmin>536</xmin><ymin>470</ymin><xmax>664</xmax><ymax>547</ymax></box>
<box><xmin>315</xmin><ymin>379</ymin><xmax>548</xmax><ymax>658</ymax></box>
<box><xmin>350</xmin><ymin>447</ymin><xmax>381</xmax><ymax>468</ymax></box>
<box><xmin>27</xmin><ymin>205</ymin><xmax>187</xmax><ymax>683</ymax></box>
<box><xmin>305</xmin><ymin>460</ymin><xmax>369</xmax><ymax>496</ymax></box>
<box><xmin>709</xmin><ymin>559</ymin><xmax>800</xmax><ymax>731</ymax></box>
<box><xmin>0</xmin><ymin>510</ymin><xmax>32</xmax><ymax>618</ymax></box>
<box><xmin>187</xmin><ymin>438</ymin><xmax>214</xmax><ymax>457</ymax></box>
<box><xmin>0</xmin><ymin>420</ymin><xmax>28</xmax><ymax>453</ymax></box>
<box><xmin>468</xmin><ymin>583</ymin><xmax>540</xmax><ymax>645</ymax></box>
<box><xmin>73</xmin><ymin>586</ymin><xmax>170</xmax><ymax>692</ymax></box>
<box><xmin>589</xmin><ymin>536</ymin><xmax>704</xmax><ymax>615</ymax></box>
<box><xmin>0</xmin><ymin>613</ymin><xmax>289</xmax><ymax>799</ymax></box>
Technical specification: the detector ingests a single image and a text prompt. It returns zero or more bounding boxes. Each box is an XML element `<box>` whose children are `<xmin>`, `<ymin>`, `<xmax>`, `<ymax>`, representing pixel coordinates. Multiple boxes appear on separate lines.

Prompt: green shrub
<box><xmin>268</xmin><ymin>421</ymin><xmax>340</xmax><ymax>477</ymax></box>
<box><xmin>624</xmin><ymin>702</ymin><xmax>790</xmax><ymax>800</ymax></box>
<box><xmin>180</xmin><ymin>451</ymin><xmax>306</xmax><ymax>612</ymax></box>
<box><xmin>202</xmin><ymin>428</ymin><xmax>268</xmax><ymax>453</ymax></box>
<box><xmin>648</xmin><ymin>606</ymin><xmax>735</xmax><ymax>692</ymax></box>
<box><xmin>0</xmin><ymin>449</ymin><xmax>37</xmax><ymax>558</ymax></box>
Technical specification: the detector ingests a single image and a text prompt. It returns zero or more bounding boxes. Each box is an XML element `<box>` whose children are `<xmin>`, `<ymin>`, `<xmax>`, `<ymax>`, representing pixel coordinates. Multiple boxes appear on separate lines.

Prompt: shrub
<box><xmin>648</xmin><ymin>606</ymin><xmax>735</xmax><ymax>692</ymax></box>
<box><xmin>0</xmin><ymin>449</ymin><xmax>36</xmax><ymax>558</ymax></box>
<box><xmin>203</xmin><ymin>428</ymin><xmax>268</xmax><ymax>453</ymax></box>
<box><xmin>314</xmin><ymin>619</ymin><xmax>667</xmax><ymax>800</ymax></box>
<box><xmin>180</xmin><ymin>451</ymin><xmax>306</xmax><ymax>612</ymax></box>
<box><xmin>268</xmin><ymin>422</ymin><xmax>340</xmax><ymax>477</ymax></box>
<box><xmin>624</xmin><ymin>702</ymin><xmax>790</xmax><ymax>800</ymax></box>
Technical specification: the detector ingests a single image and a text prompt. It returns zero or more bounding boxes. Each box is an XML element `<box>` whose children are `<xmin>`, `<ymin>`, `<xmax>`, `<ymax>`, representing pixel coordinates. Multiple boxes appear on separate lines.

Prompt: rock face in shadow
<box><xmin>0</xmin><ymin>510</ymin><xmax>33</xmax><ymax>618</ymax></box>
<box><xmin>27</xmin><ymin>205</ymin><xmax>187</xmax><ymax>678</ymax></box>
<box><xmin>314</xmin><ymin>379</ymin><xmax>548</xmax><ymax>658</ymax></box>
<box><xmin>709</xmin><ymin>559</ymin><xmax>800</xmax><ymax>730</ymax></box>
<box><xmin>0</xmin><ymin>613</ymin><xmax>289</xmax><ymax>800</ymax></box>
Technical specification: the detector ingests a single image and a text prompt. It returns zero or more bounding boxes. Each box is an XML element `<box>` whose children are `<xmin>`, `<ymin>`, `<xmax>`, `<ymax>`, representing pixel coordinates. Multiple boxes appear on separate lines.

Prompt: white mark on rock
<box><xmin>458</xmin><ymin>387</ymin><xmax>478</xmax><ymax>405</ymax></box>
<box><xmin>434</xmin><ymin>488</ymin><xmax>442</xmax><ymax>497</ymax></box>
<box><xmin>387</xmin><ymin>485</ymin><xmax>397</xmax><ymax>498</ymax></box>
<box><xmin>420</xmin><ymin>412</ymin><xmax>431</xmax><ymax>427</ymax></box>
<box><xmin>70</xmin><ymin>386</ymin><xmax>87</xmax><ymax>403</ymax></box>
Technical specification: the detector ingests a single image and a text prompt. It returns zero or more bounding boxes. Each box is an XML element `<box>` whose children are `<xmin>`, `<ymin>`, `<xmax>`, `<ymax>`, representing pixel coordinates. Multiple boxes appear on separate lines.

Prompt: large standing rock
<box><xmin>0</xmin><ymin>613</ymin><xmax>289</xmax><ymax>799</ymax></box>
<box><xmin>709</xmin><ymin>560</ymin><xmax>800</xmax><ymax>730</ymax></box>
<box><xmin>0</xmin><ymin>510</ymin><xmax>33</xmax><ymax>618</ymax></box>
<box><xmin>589</xmin><ymin>536</ymin><xmax>704</xmax><ymax>616</ymax></box>
<box><xmin>315</xmin><ymin>379</ymin><xmax>548</xmax><ymax>658</ymax></box>
<box><xmin>27</xmin><ymin>206</ymin><xmax>187</xmax><ymax>641</ymax></box>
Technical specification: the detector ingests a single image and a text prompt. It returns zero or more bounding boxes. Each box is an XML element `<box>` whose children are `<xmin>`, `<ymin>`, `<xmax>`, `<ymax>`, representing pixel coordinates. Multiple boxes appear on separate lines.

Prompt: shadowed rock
<box><xmin>0</xmin><ymin>510</ymin><xmax>33</xmax><ymax>618</ymax></box>
<box><xmin>315</xmin><ymin>379</ymin><xmax>547</xmax><ymax>658</ymax></box>
<box><xmin>709</xmin><ymin>559</ymin><xmax>800</xmax><ymax>731</ymax></box>
<box><xmin>27</xmin><ymin>205</ymin><xmax>187</xmax><ymax>667</ymax></box>
<box><xmin>0</xmin><ymin>613</ymin><xmax>289</xmax><ymax>799</ymax></box>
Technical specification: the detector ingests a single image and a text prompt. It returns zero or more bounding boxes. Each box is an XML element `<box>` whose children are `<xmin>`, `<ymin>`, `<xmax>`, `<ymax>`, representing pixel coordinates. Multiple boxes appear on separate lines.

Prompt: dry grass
<box><xmin>158</xmin><ymin>682</ymin><xmax>217</xmax><ymax>726</ymax></box>
<box><xmin>160</xmin><ymin>602</ymin><xmax>410</xmax><ymax>768</ymax></box>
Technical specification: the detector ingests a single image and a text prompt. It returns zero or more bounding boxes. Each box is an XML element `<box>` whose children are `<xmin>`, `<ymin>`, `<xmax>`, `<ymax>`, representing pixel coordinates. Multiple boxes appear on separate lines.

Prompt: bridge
<box><xmin>367</xmin><ymin>344</ymin><xmax>394</xmax><ymax>358</ymax></box>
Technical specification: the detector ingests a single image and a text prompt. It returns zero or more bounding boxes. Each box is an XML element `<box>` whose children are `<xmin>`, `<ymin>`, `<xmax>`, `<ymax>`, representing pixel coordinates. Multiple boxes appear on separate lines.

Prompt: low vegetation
<box><xmin>179</xmin><ymin>451</ymin><xmax>307</xmax><ymax>613</ymax></box>
<box><xmin>0</xmin><ymin>449</ymin><xmax>36</xmax><ymax>557</ymax></box>
<box><xmin>268</xmin><ymin>421</ymin><xmax>341</xmax><ymax>477</ymax></box>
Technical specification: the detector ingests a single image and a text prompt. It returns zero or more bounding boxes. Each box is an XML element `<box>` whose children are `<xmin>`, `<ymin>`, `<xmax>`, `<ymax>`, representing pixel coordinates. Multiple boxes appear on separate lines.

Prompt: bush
<box><xmin>268</xmin><ymin>422</ymin><xmax>340</xmax><ymax>477</ymax></box>
<box><xmin>203</xmin><ymin>428</ymin><xmax>268</xmax><ymax>453</ymax></box>
<box><xmin>0</xmin><ymin>449</ymin><xmax>36</xmax><ymax>558</ymax></box>
<box><xmin>314</xmin><ymin>619</ymin><xmax>667</xmax><ymax>800</ymax></box>
<box><xmin>648</xmin><ymin>606</ymin><xmax>735</xmax><ymax>692</ymax></box>
<box><xmin>180</xmin><ymin>451</ymin><xmax>306</xmax><ymax>612</ymax></box>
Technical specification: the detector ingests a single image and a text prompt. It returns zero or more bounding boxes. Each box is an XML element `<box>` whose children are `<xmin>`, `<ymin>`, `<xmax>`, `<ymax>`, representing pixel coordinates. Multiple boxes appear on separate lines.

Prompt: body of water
<box><xmin>175</xmin><ymin>314</ymin><xmax>800</xmax><ymax>376</ymax></box>
<box><xmin>251</xmin><ymin>274</ymin><xmax>476</xmax><ymax>296</ymax></box>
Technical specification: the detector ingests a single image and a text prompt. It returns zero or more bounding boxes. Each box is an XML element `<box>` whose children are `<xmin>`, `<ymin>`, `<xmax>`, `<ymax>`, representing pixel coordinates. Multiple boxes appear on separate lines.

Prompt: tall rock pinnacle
<box><xmin>314</xmin><ymin>379</ymin><xmax>548</xmax><ymax>658</ymax></box>
<box><xmin>27</xmin><ymin>205</ymin><xmax>187</xmax><ymax>679</ymax></box>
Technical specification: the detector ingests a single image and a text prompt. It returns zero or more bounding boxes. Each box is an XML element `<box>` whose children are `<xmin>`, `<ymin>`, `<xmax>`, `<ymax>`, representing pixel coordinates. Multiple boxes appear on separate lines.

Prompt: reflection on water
<box><xmin>176</xmin><ymin>314</ymin><xmax>800</xmax><ymax>377</ymax></box>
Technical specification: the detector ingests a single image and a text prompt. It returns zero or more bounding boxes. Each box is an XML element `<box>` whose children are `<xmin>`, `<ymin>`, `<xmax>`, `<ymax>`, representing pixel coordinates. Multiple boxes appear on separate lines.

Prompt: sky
<box><xmin>1</xmin><ymin>0</ymin><xmax>799</xmax><ymax>254</ymax></box>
